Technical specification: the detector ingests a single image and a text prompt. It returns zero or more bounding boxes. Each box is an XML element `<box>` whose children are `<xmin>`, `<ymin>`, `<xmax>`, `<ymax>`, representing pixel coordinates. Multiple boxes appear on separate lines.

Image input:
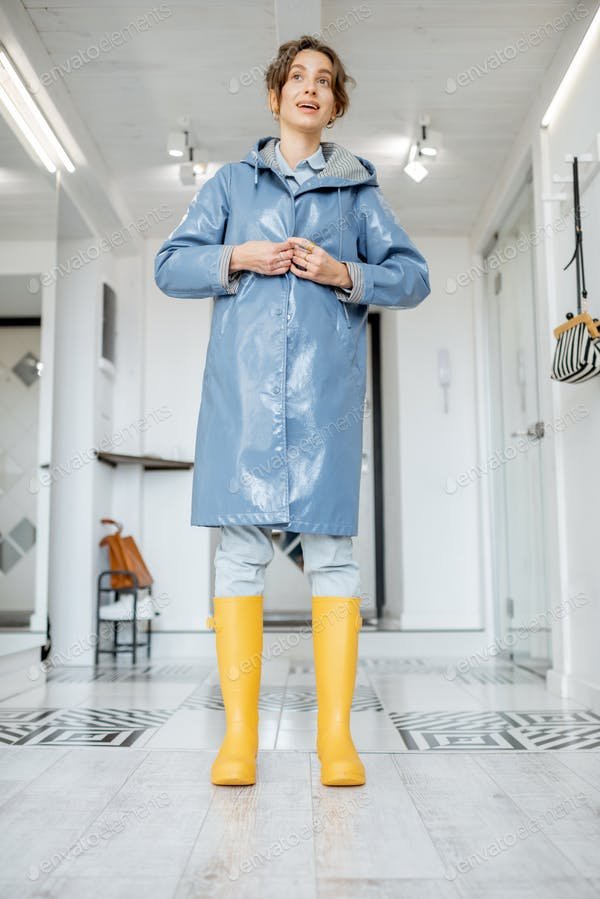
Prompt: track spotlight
<box><xmin>404</xmin><ymin>143</ymin><xmax>429</xmax><ymax>182</ymax></box>
<box><xmin>418</xmin><ymin>113</ymin><xmax>441</xmax><ymax>158</ymax></box>
<box><xmin>167</xmin><ymin>130</ymin><xmax>188</xmax><ymax>158</ymax></box>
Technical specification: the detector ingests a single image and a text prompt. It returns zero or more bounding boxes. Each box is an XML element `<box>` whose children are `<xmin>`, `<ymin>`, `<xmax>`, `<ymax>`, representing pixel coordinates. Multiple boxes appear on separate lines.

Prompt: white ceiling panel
<box><xmin>9</xmin><ymin>0</ymin><xmax>594</xmax><ymax>236</ymax></box>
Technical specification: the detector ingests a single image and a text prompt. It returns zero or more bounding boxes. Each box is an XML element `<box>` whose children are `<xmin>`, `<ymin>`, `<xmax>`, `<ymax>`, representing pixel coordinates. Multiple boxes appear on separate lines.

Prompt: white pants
<box><xmin>213</xmin><ymin>525</ymin><xmax>361</xmax><ymax>598</ymax></box>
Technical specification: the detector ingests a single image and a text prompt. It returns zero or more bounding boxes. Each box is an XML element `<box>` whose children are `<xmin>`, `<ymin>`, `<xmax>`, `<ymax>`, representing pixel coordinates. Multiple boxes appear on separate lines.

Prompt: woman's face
<box><xmin>271</xmin><ymin>49</ymin><xmax>337</xmax><ymax>134</ymax></box>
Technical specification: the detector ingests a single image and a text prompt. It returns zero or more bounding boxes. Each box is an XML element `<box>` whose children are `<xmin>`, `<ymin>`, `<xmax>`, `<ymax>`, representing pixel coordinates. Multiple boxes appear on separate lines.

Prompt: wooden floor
<box><xmin>0</xmin><ymin>655</ymin><xmax>599</xmax><ymax>897</ymax></box>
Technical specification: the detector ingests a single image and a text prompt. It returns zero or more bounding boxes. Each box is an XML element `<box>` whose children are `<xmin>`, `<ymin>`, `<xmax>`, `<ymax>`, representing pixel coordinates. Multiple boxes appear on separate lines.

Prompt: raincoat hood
<box><xmin>242</xmin><ymin>135</ymin><xmax>380</xmax><ymax>188</ymax></box>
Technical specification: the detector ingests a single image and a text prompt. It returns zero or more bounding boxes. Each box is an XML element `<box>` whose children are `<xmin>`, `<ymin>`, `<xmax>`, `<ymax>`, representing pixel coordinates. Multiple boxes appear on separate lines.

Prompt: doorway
<box><xmin>485</xmin><ymin>176</ymin><xmax>552</xmax><ymax>670</ymax></box>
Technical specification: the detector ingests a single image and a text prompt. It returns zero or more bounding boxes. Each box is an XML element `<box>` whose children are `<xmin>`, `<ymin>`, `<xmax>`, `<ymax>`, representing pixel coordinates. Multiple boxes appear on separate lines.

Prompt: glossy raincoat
<box><xmin>154</xmin><ymin>135</ymin><xmax>431</xmax><ymax>535</ymax></box>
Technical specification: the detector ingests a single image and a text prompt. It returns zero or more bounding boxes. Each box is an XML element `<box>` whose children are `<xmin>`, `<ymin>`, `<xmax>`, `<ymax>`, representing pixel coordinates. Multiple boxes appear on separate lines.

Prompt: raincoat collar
<box><xmin>243</xmin><ymin>135</ymin><xmax>379</xmax><ymax>189</ymax></box>
<box><xmin>274</xmin><ymin>139</ymin><xmax>327</xmax><ymax>177</ymax></box>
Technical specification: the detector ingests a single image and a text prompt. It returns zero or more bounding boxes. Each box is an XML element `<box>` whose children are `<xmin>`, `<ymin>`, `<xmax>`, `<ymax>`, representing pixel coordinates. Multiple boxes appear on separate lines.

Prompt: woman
<box><xmin>154</xmin><ymin>35</ymin><xmax>431</xmax><ymax>787</ymax></box>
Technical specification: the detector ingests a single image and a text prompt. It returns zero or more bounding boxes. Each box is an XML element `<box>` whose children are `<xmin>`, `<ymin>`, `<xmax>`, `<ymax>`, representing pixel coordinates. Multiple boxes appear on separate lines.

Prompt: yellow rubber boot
<box><xmin>206</xmin><ymin>594</ymin><xmax>263</xmax><ymax>785</ymax></box>
<box><xmin>312</xmin><ymin>595</ymin><xmax>366</xmax><ymax>786</ymax></box>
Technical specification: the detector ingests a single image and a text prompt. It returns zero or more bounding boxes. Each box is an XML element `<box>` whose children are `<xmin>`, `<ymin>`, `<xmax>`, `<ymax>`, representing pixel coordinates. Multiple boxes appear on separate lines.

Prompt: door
<box><xmin>486</xmin><ymin>178</ymin><xmax>551</xmax><ymax>668</ymax></box>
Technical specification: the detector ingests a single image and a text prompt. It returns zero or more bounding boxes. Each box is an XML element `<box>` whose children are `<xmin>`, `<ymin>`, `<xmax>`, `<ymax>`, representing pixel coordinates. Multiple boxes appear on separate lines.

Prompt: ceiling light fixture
<box><xmin>418</xmin><ymin>113</ymin><xmax>441</xmax><ymax>158</ymax></box>
<box><xmin>0</xmin><ymin>44</ymin><xmax>75</xmax><ymax>173</ymax></box>
<box><xmin>404</xmin><ymin>142</ymin><xmax>429</xmax><ymax>183</ymax></box>
<box><xmin>168</xmin><ymin>130</ymin><xmax>188</xmax><ymax>158</ymax></box>
<box><xmin>179</xmin><ymin>146</ymin><xmax>210</xmax><ymax>185</ymax></box>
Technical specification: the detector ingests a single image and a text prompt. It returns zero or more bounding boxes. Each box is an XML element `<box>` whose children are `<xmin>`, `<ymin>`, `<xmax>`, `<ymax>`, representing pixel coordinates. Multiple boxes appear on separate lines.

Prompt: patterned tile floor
<box><xmin>1</xmin><ymin>655</ymin><xmax>598</xmax><ymax>752</ymax></box>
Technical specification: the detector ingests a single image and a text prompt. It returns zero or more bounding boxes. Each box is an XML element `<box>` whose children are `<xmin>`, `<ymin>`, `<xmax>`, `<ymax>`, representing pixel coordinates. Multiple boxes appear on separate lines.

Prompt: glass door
<box><xmin>486</xmin><ymin>178</ymin><xmax>551</xmax><ymax>669</ymax></box>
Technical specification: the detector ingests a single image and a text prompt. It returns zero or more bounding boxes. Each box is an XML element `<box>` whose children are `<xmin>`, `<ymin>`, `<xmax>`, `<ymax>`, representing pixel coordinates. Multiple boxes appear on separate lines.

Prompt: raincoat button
<box><xmin>273</xmin><ymin>386</ymin><xmax>280</xmax><ymax>394</ymax></box>
<box><xmin>275</xmin><ymin>308</ymin><xmax>282</xmax><ymax>315</ymax></box>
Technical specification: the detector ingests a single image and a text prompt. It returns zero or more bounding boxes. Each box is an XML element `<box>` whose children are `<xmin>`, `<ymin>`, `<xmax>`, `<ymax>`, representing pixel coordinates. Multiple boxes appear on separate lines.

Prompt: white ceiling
<box><xmin>3</xmin><ymin>0</ymin><xmax>593</xmax><ymax>239</ymax></box>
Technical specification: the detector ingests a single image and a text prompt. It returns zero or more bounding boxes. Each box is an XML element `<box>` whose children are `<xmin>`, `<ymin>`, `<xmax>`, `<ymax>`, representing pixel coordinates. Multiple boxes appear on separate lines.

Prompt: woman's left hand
<box><xmin>288</xmin><ymin>237</ymin><xmax>351</xmax><ymax>289</ymax></box>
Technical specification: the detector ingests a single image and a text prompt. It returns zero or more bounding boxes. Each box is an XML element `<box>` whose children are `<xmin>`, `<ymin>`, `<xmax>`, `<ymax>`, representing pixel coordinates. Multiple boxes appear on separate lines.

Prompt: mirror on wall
<box><xmin>0</xmin><ymin>110</ymin><xmax>57</xmax><ymax>635</ymax></box>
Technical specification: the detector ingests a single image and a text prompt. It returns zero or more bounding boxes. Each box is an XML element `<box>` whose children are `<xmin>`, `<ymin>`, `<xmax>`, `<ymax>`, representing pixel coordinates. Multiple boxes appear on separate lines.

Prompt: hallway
<box><xmin>1</xmin><ymin>0</ymin><xmax>600</xmax><ymax>894</ymax></box>
<box><xmin>1</xmin><ymin>654</ymin><xmax>599</xmax><ymax>896</ymax></box>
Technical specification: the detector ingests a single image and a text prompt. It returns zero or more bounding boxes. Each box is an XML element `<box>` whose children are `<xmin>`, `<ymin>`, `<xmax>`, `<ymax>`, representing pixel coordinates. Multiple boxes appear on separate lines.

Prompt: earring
<box><xmin>326</xmin><ymin>117</ymin><xmax>335</xmax><ymax>129</ymax></box>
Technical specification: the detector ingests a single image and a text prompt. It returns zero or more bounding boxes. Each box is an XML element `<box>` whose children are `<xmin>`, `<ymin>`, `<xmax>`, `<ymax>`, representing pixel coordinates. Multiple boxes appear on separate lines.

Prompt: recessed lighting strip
<box><xmin>541</xmin><ymin>7</ymin><xmax>600</xmax><ymax>128</ymax></box>
<box><xmin>0</xmin><ymin>80</ymin><xmax>56</xmax><ymax>172</ymax></box>
<box><xmin>0</xmin><ymin>45</ymin><xmax>75</xmax><ymax>172</ymax></box>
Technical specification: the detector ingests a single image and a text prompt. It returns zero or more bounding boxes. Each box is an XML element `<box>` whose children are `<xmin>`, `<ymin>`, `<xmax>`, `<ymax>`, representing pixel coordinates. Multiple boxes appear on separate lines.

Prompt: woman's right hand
<box><xmin>230</xmin><ymin>240</ymin><xmax>295</xmax><ymax>277</ymax></box>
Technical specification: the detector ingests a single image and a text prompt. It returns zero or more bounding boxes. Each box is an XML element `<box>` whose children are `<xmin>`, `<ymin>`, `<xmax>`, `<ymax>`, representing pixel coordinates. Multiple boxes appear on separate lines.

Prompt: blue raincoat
<box><xmin>154</xmin><ymin>135</ymin><xmax>430</xmax><ymax>535</ymax></box>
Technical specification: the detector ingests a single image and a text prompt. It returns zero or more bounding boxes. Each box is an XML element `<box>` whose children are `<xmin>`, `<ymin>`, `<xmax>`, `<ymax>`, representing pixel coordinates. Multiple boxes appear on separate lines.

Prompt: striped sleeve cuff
<box><xmin>334</xmin><ymin>261</ymin><xmax>364</xmax><ymax>304</ymax></box>
<box><xmin>220</xmin><ymin>244</ymin><xmax>242</xmax><ymax>295</ymax></box>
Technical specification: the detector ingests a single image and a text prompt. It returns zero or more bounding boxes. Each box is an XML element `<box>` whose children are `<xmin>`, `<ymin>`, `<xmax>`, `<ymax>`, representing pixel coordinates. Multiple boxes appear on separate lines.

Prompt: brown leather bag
<box><xmin>99</xmin><ymin>518</ymin><xmax>153</xmax><ymax>590</ymax></box>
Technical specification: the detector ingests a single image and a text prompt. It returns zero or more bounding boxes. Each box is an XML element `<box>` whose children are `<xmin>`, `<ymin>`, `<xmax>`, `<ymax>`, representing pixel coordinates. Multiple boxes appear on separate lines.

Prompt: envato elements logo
<box><xmin>444</xmin><ymin>591</ymin><xmax>589</xmax><ymax>680</ymax></box>
<box><xmin>227</xmin><ymin>4</ymin><xmax>372</xmax><ymax>94</ymax></box>
<box><xmin>444</xmin><ymin>402</ymin><xmax>589</xmax><ymax>495</ymax></box>
<box><xmin>445</xmin><ymin>1</ymin><xmax>588</xmax><ymax>94</ymax></box>
<box><xmin>34</xmin><ymin>205</ymin><xmax>172</xmax><ymax>290</ymax></box>
<box><xmin>446</xmin><ymin>205</ymin><xmax>588</xmax><ymax>295</ymax></box>
<box><xmin>310</xmin><ymin>204</ymin><xmax>369</xmax><ymax>247</ymax></box>
<box><xmin>28</xmin><ymin>405</ymin><xmax>173</xmax><ymax>495</ymax></box>
<box><xmin>28</xmin><ymin>792</ymin><xmax>171</xmax><ymax>881</ymax></box>
<box><xmin>219</xmin><ymin>597</ymin><xmax>367</xmax><ymax>683</ymax></box>
<box><xmin>444</xmin><ymin>792</ymin><xmax>590</xmax><ymax>880</ymax></box>
<box><xmin>229</xmin><ymin>399</ymin><xmax>369</xmax><ymax>495</ymax></box>
<box><xmin>28</xmin><ymin>632</ymin><xmax>99</xmax><ymax>682</ymax></box>
<box><xmin>32</xmin><ymin>5</ymin><xmax>173</xmax><ymax>91</ymax></box>
<box><xmin>28</xmin><ymin>592</ymin><xmax>171</xmax><ymax>681</ymax></box>
<box><xmin>227</xmin><ymin>792</ymin><xmax>371</xmax><ymax>880</ymax></box>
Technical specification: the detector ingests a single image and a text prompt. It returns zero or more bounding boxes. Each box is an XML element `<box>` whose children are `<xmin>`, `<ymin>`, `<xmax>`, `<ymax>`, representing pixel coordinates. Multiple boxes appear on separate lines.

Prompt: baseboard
<box><xmin>0</xmin><ymin>643</ymin><xmax>48</xmax><ymax>701</ymax></box>
<box><xmin>111</xmin><ymin>629</ymin><xmax>496</xmax><ymax>661</ymax></box>
<box><xmin>546</xmin><ymin>667</ymin><xmax>600</xmax><ymax>713</ymax></box>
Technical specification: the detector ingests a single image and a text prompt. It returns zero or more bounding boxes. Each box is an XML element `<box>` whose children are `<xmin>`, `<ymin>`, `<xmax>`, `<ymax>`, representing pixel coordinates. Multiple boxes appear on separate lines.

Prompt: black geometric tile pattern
<box><xmin>361</xmin><ymin>657</ymin><xmax>543</xmax><ymax>684</ymax></box>
<box><xmin>280</xmin><ymin>685</ymin><xmax>383</xmax><ymax>712</ymax></box>
<box><xmin>289</xmin><ymin>662</ymin><xmax>314</xmax><ymax>674</ymax></box>
<box><xmin>0</xmin><ymin>708</ymin><xmax>172</xmax><ymax>747</ymax></box>
<box><xmin>6</xmin><ymin>664</ymin><xmax>598</xmax><ymax>752</ymax></box>
<box><xmin>360</xmin><ymin>657</ymin><xmax>437</xmax><ymax>673</ymax></box>
<box><xmin>0</xmin><ymin>709</ymin><xmax>58</xmax><ymax>746</ymax></box>
<box><xmin>450</xmin><ymin>668</ymin><xmax>542</xmax><ymax>685</ymax></box>
<box><xmin>180</xmin><ymin>683</ymin><xmax>382</xmax><ymax>713</ymax></box>
<box><xmin>389</xmin><ymin>710</ymin><xmax>600</xmax><ymax>751</ymax></box>
<box><xmin>46</xmin><ymin>664</ymin><xmax>212</xmax><ymax>683</ymax></box>
<box><xmin>181</xmin><ymin>684</ymin><xmax>287</xmax><ymax>712</ymax></box>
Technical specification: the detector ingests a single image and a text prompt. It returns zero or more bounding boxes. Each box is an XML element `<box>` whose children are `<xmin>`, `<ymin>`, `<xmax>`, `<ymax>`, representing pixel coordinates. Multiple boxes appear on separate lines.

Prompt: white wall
<box><xmin>467</xmin><ymin>6</ymin><xmax>600</xmax><ymax>706</ymax></box>
<box><xmin>140</xmin><ymin>237</ymin><xmax>212</xmax><ymax>633</ymax></box>
<box><xmin>382</xmin><ymin>235</ymin><xmax>485</xmax><ymax>630</ymax></box>
<box><xmin>48</xmin><ymin>235</ymin><xmax>100</xmax><ymax>662</ymax></box>
<box><xmin>540</xmin><ymin>26</ymin><xmax>600</xmax><ymax>707</ymax></box>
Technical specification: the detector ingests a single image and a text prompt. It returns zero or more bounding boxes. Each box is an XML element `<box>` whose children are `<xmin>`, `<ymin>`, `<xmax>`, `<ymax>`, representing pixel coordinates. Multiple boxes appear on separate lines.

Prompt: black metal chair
<box><xmin>95</xmin><ymin>569</ymin><xmax>159</xmax><ymax>664</ymax></box>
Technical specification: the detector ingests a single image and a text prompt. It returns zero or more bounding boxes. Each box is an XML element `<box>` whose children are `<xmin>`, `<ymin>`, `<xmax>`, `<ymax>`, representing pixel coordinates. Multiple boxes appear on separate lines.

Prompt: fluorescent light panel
<box><xmin>0</xmin><ymin>81</ymin><xmax>56</xmax><ymax>172</ymax></box>
<box><xmin>0</xmin><ymin>45</ymin><xmax>75</xmax><ymax>172</ymax></box>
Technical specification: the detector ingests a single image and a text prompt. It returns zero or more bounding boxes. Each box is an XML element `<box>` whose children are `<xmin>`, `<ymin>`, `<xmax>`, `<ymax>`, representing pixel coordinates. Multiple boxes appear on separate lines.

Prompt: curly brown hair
<box><xmin>265</xmin><ymin>34</ymin><xmax>356</xmax><ymax>122</ymax></box>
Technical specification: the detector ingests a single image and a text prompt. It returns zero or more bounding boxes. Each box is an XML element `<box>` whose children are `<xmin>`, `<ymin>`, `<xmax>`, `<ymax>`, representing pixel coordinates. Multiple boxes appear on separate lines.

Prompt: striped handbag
<box><xmin>550</xmin><ymin>156</ymin><xmax>600</xmax><ymax>383</ymax></box>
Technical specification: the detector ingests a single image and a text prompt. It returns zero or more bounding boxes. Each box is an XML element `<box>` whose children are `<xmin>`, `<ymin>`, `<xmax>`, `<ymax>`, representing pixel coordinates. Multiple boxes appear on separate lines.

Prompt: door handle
<box><xmin>510</xmin><ymin>421</ymin><xmax>545</xmax><ymax>439</ymax></box>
